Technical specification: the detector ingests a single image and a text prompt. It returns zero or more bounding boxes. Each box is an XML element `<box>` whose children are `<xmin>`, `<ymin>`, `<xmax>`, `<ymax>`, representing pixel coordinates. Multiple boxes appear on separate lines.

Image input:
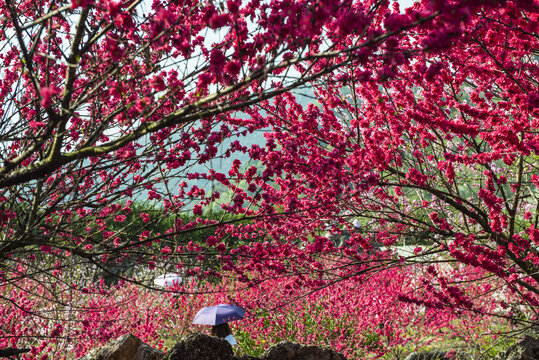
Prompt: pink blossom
<box><xmin>140</xmin><ymin>213</ymin><xmax>150</xmax><ymax>223</ymax></box>
<box><xmin>227</xmin><ymin>0</ymin><xmax>240</xmax><ymax>14</ymax></box>
<box><xmin>208</xmin><ymin>13</ymin><xmax>230</xmax><ymax>29</ymax></box>
<box><xmin>224</xmin><ymin>60</ymin><xmax>241</xmax><ymax>77</ymax></box>
<box><xmin>206</xmin><ymin>236</ymin><xmax>218</xmax><ymax>246</ymax></box>
<box><xmin>149</xmin><ymin>75</ymin><xmax>166</xmax><ymax>92</ymax></box>
<box><xmin>39</xmin><ymin>85</ymin><xmax>61</xmax><ymax>108</ymax></box>
<box><xmin>71</xmin><ymin>0</ymin><xmax>91</xmax><ymax>9</ymax></box>
<box><xmin>210</xmin><ymin>49</ymin><xmax>227</xmax><ymax>73</ymax></box>
<box><xmin>384</xmin><ymin>14</ymin><xmax>410</xmax><ymax>32</ymax></box>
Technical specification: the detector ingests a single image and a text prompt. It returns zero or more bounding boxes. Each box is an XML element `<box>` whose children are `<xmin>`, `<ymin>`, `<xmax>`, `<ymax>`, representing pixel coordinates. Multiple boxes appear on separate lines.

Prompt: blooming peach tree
<box><xmin>0</xmin><ymin>0</ymin><xmax>537</xmax><ymax>349</ymax></box>
<box><xmin>0</xmin><ymin>0</ymin><xmax>450</xmax><ymax>282</ymax></box>
<box><xmin>226</xmin><ymin>0</ymin><xmax>539</xmax><ymax>328</ymax></box>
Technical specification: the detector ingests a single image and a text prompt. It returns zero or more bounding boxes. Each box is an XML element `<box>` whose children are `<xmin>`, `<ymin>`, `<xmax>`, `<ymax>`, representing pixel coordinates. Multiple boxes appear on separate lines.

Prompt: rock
<box><xmin>262</xmin><ymin>341</ymin><xmax>346</xmax><ymax>360</ymax></box>
<box><xmin>81</xmin><ymin>348</ymin><xmax>101</xmax><ymax>360</ymax></box>
<box><xmin>404</xmin><ymin>349</ymin><xmax>470</xmax><ymax>360</ymax></box>
<box><xmin>81</xmin><ymin>333</ymin><xmax>164</xmax><ymax>360</ymax></box>
<box><xmin>497</xmin><ymin>336</ymin><xmax>539</xmax><ymax>360</ymax></box>
<box><xmin>80</xmin><ymin>348</ymin><xmax>101</xmax><ymax>360</ymax></box>
<box><xmin>262</xmin><ymin>342</ymin><xmax>302</xmax><ymax>360</ymax></box>
<box><xmin>404</xmin><ymin>350</ymin><xmax>448</xmax><ymax>360</ymax></box>
<box><xmin>0</xmin><ymin>348</ymin><xmax>30</xmax><ymax>358</ymax></box>
<box><xmin>83</xmin><ymin>333</ymin><xmax>347</xmax><ymax>360</ymax></box>
<box><xmin>162</xmin><ymin>333</ymin><xmax>235</xmax><ymax>360</ymax></box>
<box><xmin>98</xmin><ymin>334</ymin><xmax>141</xmax><ymax>359</ymax></box>
<box><xmin>134</xmin><ymin>343</ymin><xmax>165</xmax><ymax>360</ymax></box>
<box><xmin>236</xmin><ymin>355</ymin><xmax>258</xmax><ymax>360</ymax></box>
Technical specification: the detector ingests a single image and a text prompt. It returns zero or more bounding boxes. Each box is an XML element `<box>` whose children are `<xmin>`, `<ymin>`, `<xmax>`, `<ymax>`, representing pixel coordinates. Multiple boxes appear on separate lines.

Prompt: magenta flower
<box><xmin>39</xmin><ymin>85</ymin><xmax>61</xmax><ymax>108</ymax></box>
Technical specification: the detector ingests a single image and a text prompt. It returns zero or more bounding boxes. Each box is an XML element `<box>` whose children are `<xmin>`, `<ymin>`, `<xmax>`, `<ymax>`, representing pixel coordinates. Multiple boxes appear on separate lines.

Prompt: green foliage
<box><xmin>235</xmin><ymin>327</ymin><xmax>267</xmax><ymax>358</ymax></box>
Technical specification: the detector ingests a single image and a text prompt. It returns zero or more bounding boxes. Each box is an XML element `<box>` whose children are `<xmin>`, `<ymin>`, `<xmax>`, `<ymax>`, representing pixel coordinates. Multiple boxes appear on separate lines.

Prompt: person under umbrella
<box><xmin>192</xmin><ymin>304</ymin><xmax>245</xmax><ymax>346</ymax></box>
<box><xmin>210</xmin><ymin>322</ymin><xmax>237</xmax><ymax>346</ymax></box>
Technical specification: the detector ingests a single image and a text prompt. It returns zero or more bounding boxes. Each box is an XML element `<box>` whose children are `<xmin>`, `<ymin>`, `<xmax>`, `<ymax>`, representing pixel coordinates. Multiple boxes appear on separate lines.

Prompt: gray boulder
<box><xmin>162</xmin><ymin>333</ymin><xmax>235</xmax><ymax>360</ymax></box>
<box><xmin>236</xmin><ymin>356</ymin><xmax>259</xmax><ymax>360</ymax></box>
<box><xmin>83</xmin><ymin>333</ymin><xmax>348</xmax><ymax>360</ymax></box>
<box><xmin>497</xmin><ymin>336</ymin><xmax>539</xmax><ymax>360</ymax></box>
<box><xmin>262</xmin><ymin>341</ymin><xmax>346</xmax><ymax>360</ymax></box>
<box><xmin>134</xmin><ymin>343</ymin><xmax>165</xmax><ymax>360</ymax></box>
<box><xmin>404</xmin><ymin>349</ymin><xmax>470</xmax><ymax>360</ymax></box>
<box><xmin>81</xmin><ymin>333</ymin><xmax>164</xmax><ymax>360</ymax></box>
<box><xmin>404</xmin><ymin>350</ymin><xmax>449</xmax><ymax>360</ymax></box>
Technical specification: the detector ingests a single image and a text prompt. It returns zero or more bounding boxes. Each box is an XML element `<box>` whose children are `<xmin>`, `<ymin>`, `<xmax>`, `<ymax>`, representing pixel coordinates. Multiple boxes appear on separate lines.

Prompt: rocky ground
<box><xmin>81</xmin><ymin>332</ymin><xmax>539</xmax><ymax>360</ymax></box>
<box><xmin>82</xmin><ymin>332</ymin><xmax>346</xmax><ymax>360</ymax></box>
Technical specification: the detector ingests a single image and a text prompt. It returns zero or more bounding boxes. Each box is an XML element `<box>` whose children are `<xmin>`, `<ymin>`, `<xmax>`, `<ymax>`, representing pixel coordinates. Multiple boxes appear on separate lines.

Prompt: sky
<box><xmin>399</xmin><ymin>0</ymin><xmax>418</xmax><ymax>10</ymax></box>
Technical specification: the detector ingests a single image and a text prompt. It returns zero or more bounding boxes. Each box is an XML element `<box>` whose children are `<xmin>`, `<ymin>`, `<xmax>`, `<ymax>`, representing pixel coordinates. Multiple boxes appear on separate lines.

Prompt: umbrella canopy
<box><xmin>192</xmin><ymin>304</ymin><xmax>245</xmax><ymax>325</ymax></box>
<box><xmin>153</xmin><ymin>273</ymin><xmax>183</xmax><ymax>288</ymax></box>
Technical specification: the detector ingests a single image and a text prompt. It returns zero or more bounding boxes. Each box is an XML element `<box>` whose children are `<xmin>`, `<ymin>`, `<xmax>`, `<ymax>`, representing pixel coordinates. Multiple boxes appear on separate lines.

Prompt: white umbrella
<box><xmin>153</xmin><ymin>273</ymin><xmax>183</xmax><ymax>288</ymax></box>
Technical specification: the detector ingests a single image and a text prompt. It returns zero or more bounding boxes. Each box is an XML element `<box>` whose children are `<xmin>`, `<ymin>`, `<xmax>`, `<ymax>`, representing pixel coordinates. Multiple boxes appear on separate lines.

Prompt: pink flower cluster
<box><xmin>0</xmin><ymin>260</ymin><xmax>524</xmax><ymax>359</ymax></box>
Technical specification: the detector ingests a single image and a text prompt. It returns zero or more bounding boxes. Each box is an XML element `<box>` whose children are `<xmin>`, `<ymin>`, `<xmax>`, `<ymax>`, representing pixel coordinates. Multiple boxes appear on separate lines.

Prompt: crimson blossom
<box><xmin>0</xmin><ymin>0</ymin><xmax>535</xmax><ymax>346</ymax></box>
<box><xmin>222</xmin><ymin>0</ymin><xmax>539</xmax><ymax>328</ymax></box>
<box><xmin>0</xmin><ymin>0</ymin><xmax>456</xmax><ymax>285</ymax></box>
